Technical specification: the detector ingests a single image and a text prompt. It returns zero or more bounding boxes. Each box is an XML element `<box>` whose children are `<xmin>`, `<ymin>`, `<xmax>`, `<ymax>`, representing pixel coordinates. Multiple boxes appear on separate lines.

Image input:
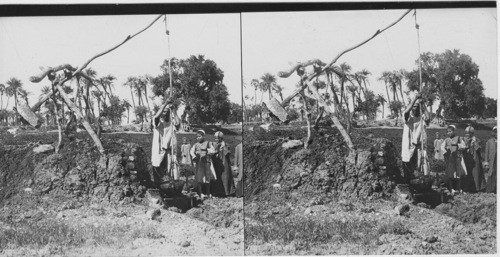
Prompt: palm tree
<box><xmin>122</xmin><ymin>99</ymin><xmax>132</xmax><ymax>124</ymax></box>
<box><xmin>138</xmin><ymin>76</ymin><xmax>152</xmax><ymax>113</ymax></box>
<box><xmin>250</xmin><ymin>79</ymin><xmax>260</xmax><ymax>106</ymax></box>
<box><xmin>83</xmin><ymin>68</ymin><xmax>97</xmax><ymax>120</ymax></box>
<box><xmin>346</xmin><ymin>84</ymin><xmax>358</xmax><ymax>113</ymax></box>
<box><xmin>92</xmin><ymin>90</ymin><xmax>103</xmax><ymax>118</ymax></box>
<box><xmin>103</xmin><ymin>74</ymin><xmax>116</xmax><ymax>96</ymax></box>
<box><xmin>377</xmin><ymin>94</ymin><xmax>386</xmax><ymax>119</ymax></box>
<box><xmin>134</xmin><ymin>81</ymin><xmax>143</xmax><ymax>107</ymax></box>
<box><xmin>6</xmin><ymin>77</ymin><xmax>23</xmax><ymax>109</ymax></box>
<box><xmin>124</xmin><ymin>77</ymin><xmax>137</xmax><ymax>110</ymax></box>
<box><xmin>396</xmin><ymin>69</ymin><xmax>407</xmax><ymax>106</ymax></box>
<box><xmin>260</xmin><ymin>73</ymin><xmax>277</xmax><ymax>101</ymax></box>
<box><xmin>338</xmin><ymin>62</ymin><xmax>352</xmax><ymax>108</ymax></box>
<box><xmin>98</xmin><ymin>75</ymin><xmax>114</xmax><ymax>106</ymax></box>
<box><xmin>324</xmin><ymin>67</ymin><xmax>343</xmax><ymax>113</ymax></box>
<box><xmin>379</xmin><ymin>71</ymin><xmax>392</xmax><ymax>108</ymax></box>
<box><xmin>0</xmin><ymin>84</ymin><xmax>5</xmax><ymax>110</ymax></box>
<box><xmin>360</xmin><ymin>69</ymin><xmax>371</xmax><ymax>92</ymax></box>
<box><xmin>353</xmin><ymin>73</ymin><xmax>367</xmax><ymax>102</ymax></box>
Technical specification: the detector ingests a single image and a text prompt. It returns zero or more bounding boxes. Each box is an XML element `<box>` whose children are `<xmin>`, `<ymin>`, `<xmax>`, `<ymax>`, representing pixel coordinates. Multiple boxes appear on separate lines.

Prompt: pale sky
<box><xmin>242</xmin><ymin>8</ymin><xmax>497</xmax><ymax>116</ymax></box>
<box><xmin>0</xmin><ymin>13</ymin><xmax>242</xmax><ymax>112</ymax></box>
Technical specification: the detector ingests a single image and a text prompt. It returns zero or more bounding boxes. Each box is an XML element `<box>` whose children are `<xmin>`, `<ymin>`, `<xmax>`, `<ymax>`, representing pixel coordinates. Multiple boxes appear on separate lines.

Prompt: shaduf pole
<box><xmin>267</xmin><ymin>9</ymin><xmax>413</xmax><ymax>152</ymax></box>
<box><xmin>28</xmin><ymin>15</ymin><xmax>165</xmax><ymax>154</ymax></box>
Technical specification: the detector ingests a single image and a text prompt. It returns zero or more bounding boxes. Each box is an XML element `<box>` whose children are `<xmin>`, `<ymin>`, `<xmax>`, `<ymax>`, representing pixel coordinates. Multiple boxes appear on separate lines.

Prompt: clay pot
<box><xmin>159</xmin><ymin>180</ymin><xmax>184</xmax><ymax>197</ymax></box>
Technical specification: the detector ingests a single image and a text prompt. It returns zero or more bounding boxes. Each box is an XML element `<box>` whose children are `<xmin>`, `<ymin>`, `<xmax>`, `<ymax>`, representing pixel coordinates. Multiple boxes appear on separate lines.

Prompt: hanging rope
<box><xmin>164</xmin><ymin>14</ymin><xmax>178</xmax><ymax>179</ymax></box>
<box><xmin>414</xmin><ymin>9</ymin><xmax>428</xmax><ymax>175</ymax></box>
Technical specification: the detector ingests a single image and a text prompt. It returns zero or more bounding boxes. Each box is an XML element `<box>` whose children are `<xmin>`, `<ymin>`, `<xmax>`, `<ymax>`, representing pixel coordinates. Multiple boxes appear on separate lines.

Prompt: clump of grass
<box><xmin>0</xmin><ymin>218</ymin><xmax>164</xmax><ymax>251</ymax></box>
<box><xmin>376</xmin><ymin>220</ymin><xmax>412</xmax><ymax>235</ymax></box>
<box><xmin>245</xmin><ymin>215</ymin><xmax>412</xmax><ymax>250</ymax></box>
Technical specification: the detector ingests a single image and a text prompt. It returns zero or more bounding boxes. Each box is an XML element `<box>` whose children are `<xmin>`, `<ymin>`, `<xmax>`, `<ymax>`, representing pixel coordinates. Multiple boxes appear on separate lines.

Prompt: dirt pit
<box><xmin>0</xmin><ymin>129</ymin><xmax>243</xmax><ymax>256</ymax></box>
<box><xmin>243</xmin><ymin>125</ymin><xmax>496</xmax><ymax>255</ymax></box>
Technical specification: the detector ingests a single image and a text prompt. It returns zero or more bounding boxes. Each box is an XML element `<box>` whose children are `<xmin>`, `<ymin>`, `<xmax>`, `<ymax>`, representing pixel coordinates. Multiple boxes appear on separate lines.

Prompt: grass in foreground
<box><xmin>0</xmin><ymin>218</ymin><xmax>164</xmax><ymax>254</ymax></box>
<box><xmin>245</xmin><ymin>215</ymin><xmax>411</xmax><ymax>251</ymax></box>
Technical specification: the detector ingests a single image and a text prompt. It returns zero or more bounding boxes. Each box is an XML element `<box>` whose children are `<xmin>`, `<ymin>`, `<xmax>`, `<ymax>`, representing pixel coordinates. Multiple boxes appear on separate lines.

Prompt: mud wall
<box><xmin>244</xmin><ymin>129</ymin><xmax>406</xmax><ymax>202</ymax></box>
<box><xmin>0</xmin><ymin>139</ymin><xmax>151</xmax><ymax>205</ymax></box>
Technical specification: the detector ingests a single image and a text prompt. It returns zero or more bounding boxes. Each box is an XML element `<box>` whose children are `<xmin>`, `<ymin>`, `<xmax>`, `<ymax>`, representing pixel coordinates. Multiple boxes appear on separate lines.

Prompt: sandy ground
<box><xmin>1</xmin><ymin>197</ymin><xmax>244</xmax><ymax>257</ymax></box>
<box><xmin>245</xmin><ymin>194</ymin><xmax>496</xmax><ymax>255</ymax></box>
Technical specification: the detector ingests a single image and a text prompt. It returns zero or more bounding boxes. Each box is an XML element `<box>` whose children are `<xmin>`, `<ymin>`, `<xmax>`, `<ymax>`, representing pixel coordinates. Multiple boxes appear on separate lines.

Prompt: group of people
<box><xmin>150</xmin><ymin>99</ymin><xmax>243</xmax><ymax>199</ymax></box>
<box><xmin>433</xmin><ymin>125</ymin><xmax>497</xmax><ymax>194</ymax></box>
<box><xmin>181</xmin><ymin>130</ymin><xmax>243</xmax><ymax>199</ymax></box>
<box><xmin>402</xmin><ymin>93</ymin><xmax>497</xmax><ymax>195</ymax></box>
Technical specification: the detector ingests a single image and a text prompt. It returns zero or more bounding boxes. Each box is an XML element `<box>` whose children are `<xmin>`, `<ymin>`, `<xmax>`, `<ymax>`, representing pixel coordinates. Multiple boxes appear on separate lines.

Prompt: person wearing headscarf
<box><xmin>441</xmin><ymin>124</ymin><xmax>467</xmax><ymax>194</ymax></box>
<box><xmin>433</xmin><ymin>132</ymin><xmax>444</xmax><ymax>160</ymax></box>
<box><xmin>180</xmin><ymin>137</ymin><xmax>192</xmax><ymax>166</ymax></box>
<box><xmin>462</xmin><ymin>125</ymin><xmax>485</xmax><ymax>192</ymax></box>
<box><xmin>234</xmin><ymin>142</ymin><xmax>243</xmax><ymax>198</ymax></box>
<box><xmin>484</xmin><ymin>126</ymin><xmax>497</xmax><ymax>193</ymax></box>
<box><xmin>151</xmin><ymin>100</ymin><xmax>179</xmax><ymax>184</ymax></box>
<box><xmin>402</xmin><ymin>93</ymin><xmax>430</xmax><ymax>179</ymax></box>
<box><xmin>190</xmin><ymin>130</ymin><xmax>215</xmax><ymax>198</ymax></box>
<box><xmin>211</xmin><ymin>131</ymin><xmax>236</xmax><ymax>197</ymax></box>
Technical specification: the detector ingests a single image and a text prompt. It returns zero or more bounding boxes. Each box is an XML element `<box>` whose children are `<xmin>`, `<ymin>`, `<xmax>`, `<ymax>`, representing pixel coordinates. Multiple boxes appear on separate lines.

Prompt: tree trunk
<box><xmin>143</xmin><ymin>86</ymin><xmax>151</xmax><ymax>113</ymax></box>
<box><xmin>327</xmin><ymin>73</ymin><xmax>341</xmax><ymax>113</ymax></box>
<box><xmin>137</xmin><ymin>91</ymin><xmax>142</xmax><ymax>107</ymax></box>
<box><xmin>299</xmin><ymin>92</ymin><xmax>312</xmax><ymax>149</ymax></box>
<box><xmin>385</xmin><ymin>83</ymin><xmax>391</xmax><ymax>107</ymax></box>
<box><xmin>54</xmin><ymin>80</ymin><xmax>105</xmax><ymax>153</ymax></box>
<box><xmin>399</xmin><ymin>82</ymin><xmax>406</xmax><ymax>106</ymax></box>
<box><xmin>86</xmin><ymin>84</ymin><xmax>91</xmax><ymax>121</ymax></box>
<box><xmin>51</xmin><ymin>89</ymin><xmax>63</xmax><ymax>153</ymax></box>
<box><xmin>254</xmin><ymin>89</ymin><xmax>257</xmax><ymax>106</ymax></box>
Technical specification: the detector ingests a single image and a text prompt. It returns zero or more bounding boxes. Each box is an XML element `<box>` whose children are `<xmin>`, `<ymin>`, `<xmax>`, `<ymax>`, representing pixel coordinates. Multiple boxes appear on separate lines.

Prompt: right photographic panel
<box><xmin>242</xmin><ymin>8</ymin><xmax>497</xmax><ymax>255</ymax></box>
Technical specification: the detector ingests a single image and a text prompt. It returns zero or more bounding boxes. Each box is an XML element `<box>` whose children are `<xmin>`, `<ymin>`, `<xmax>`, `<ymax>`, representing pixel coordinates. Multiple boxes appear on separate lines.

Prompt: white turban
<box><xmin>214</xmin><ymin>131</ymin><xmax>224</xmax><ymax>138</ymax></box>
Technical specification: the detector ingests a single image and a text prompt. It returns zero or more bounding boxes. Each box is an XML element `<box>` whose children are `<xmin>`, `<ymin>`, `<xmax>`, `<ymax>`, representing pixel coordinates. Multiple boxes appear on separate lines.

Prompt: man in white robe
<box><xmin>402</xmin><ymin>94</ymin><xmax>430</xmax><ymax>178</ymax></box>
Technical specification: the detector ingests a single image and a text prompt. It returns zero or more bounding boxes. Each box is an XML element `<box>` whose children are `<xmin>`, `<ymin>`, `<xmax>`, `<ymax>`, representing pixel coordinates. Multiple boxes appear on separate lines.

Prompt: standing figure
<box><xmin>212</xmin><ymin>131</ymin><xmax>235</xmax><ymax>197</ymax></box>
<box><xmin>434</xmin><ymin>132</ymin><xmax>444</xmax><ymax>160</ymax></box>
<box><xmin>191</xmin><ymin>130</ymin><xmax>214</xmax><ymax>198</ymax></box>
<box><xmin>151</xmin><ymin>100</ymin><xmax>176</xmax><ymax>184</ymax></box>
<box><xmin>401</xmin><ymin>94</ymin><xmax>430</xmax><ymax>179</ymax></box>
<box><xmin>180</xmin><ymin>137</ymin><xmax>192</xmax><ymax>166</ymax></box>
<box><xmin>441</xmin><ymin>125</ymin><xmax>467</xmax><ymax>194</ymax></box>
<box><xmin>462</xmin><ymin>126</ymin><xmax>485</xmax><ymax>192</ymax></box>
<box><xmin>484</xmin><ymin>127</ymin><xmax>497</xmax><ymax>193</ymax></box>
<box><xmin>234</xmin><ymin>142</ymin><xmax>243</xmax><ymax>198</ymax></box>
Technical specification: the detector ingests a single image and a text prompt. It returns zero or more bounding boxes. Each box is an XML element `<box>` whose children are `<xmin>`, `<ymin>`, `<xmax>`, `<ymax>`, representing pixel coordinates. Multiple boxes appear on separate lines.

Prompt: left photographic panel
<box><xmin>0</xmin><ymin>13</ymin><xmax>243</xmax><ymax>256</ymax></box>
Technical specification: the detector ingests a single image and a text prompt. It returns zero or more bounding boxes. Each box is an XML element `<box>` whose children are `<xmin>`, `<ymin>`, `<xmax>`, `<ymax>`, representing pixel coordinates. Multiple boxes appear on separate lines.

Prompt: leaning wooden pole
<box><xmin>29</xmin><ymin>15</ymin><xmax>164</xmax><ymax>154</ymax></box>
<box><xmin>275</xmin><ymin>9</ymin><xmax>412</xmax><ymax>151</ymax></box>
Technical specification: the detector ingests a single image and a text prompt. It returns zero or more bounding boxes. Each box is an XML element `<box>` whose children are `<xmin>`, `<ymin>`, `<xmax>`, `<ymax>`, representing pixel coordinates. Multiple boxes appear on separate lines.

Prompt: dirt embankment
<box><xmin>0</xmin><ymin>137</ymin><xmax>151</xmax><ymax>206</ymax></box>
<box><xmin>243</xmin><ymin>126</ymin><xmax>496</xmax><ymax>255</ymax></box>
<box><xmin>0</xmin><ymin>130</ymin><xmax>244</xmax><ymax>256</ymax></box>
<box><xmin>244</xmin><ymin>127</ymin><xmax>406</xmax><ymax>206</ymax></box>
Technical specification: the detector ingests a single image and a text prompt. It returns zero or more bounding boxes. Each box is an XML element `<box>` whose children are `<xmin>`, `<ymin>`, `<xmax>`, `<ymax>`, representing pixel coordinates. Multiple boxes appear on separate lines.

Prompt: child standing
<box><xmin>190</xmin><ymin>130</ymin><xmax>214</xmax><ymax>198</ymax></box>
<box><xmin>434</xmin><ymin>132</ymin><xmax>444</xmax><ymax>160</ymax></box>
<box><xmin>441</xmin><ymin>125</ymin><xmax>467</xmax><ymax>194</ymax></box>
<box><xmin>180</xmin><ymin>137</ymin><xmax>192</xmax><ymax>166</ymax></box>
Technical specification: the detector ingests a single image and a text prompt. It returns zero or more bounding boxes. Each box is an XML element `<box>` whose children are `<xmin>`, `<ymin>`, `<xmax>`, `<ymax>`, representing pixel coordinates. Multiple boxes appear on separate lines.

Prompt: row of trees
<box><xmin>244</xmin><ymin>49</ymin><xmax>497</xmax><ymax>124</ymax></box>
<box><xmin>1</xmin><ymin>55</ymin><xmax>242</xmax><ymax>128</ymax></box>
